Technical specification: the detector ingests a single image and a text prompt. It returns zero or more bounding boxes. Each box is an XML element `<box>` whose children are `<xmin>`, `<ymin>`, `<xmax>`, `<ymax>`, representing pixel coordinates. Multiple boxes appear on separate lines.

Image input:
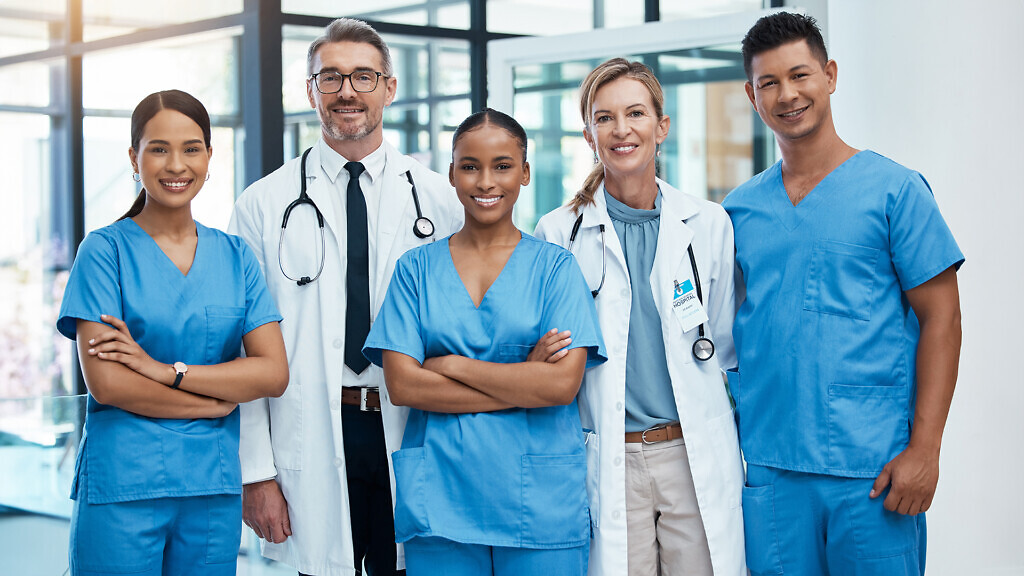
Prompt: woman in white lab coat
<box><xmin>534</xmin><ymin>58</ymin><xmax>746</xmax><ymax>576</ymax></box>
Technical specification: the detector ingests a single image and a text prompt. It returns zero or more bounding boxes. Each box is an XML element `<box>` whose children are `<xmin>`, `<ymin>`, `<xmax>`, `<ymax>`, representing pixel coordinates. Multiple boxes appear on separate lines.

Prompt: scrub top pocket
<box><xmin>521</xmin><ymin>452</ymin><xmax>589</xmax><ymax>547</ymax></box>
<box><xmin>827</xmin><ymin>384</ymin><xmax>910</xmax><ymax>474</ymax></box>
<box><xmin>204</xmin><ymin>305</ymin><xmax>246</xmax><ymax>363</ymax></box>
<box><xmin>392</xmin><ymin>447</ymin><xmax>431</xmax><ymax>541</ymax></box>
<box><xmin>803</xmin><ymin>240</ymin><xmax>881</xmax><ymax>321</ymax></box>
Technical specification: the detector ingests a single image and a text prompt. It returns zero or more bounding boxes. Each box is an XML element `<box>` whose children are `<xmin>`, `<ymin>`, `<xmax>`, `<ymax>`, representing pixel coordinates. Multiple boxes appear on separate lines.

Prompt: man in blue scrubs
<box><xmin>722</xmin><ymin>12</ymin><xmax>963</xmax><ymax>576</ymax></box>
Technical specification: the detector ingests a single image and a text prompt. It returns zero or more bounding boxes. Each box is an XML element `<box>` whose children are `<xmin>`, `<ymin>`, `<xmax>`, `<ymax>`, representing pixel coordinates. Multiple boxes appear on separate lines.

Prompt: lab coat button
<box><xmin>620</xmin><ymin>289</ymin><xmax>629</xmax><ymax>299</ymax></box>
<box><xmin>614</xmin><ymin>457</ymin><xmax>622</xmax><ymax>466</ymax></box>
<box><xmin>333</xmin><ymin>339</ymin><xmax>343</xmax><ymax>349</ymax></box>
<box><xmin>615</xmin><ymin>401</ymin><xmax>623</xmax><ymax>411</ymax></box>
<box><xmin>334</xmin><ymin>457</ymin><xmax>343</xmax><ymax>468</ymax></box>
<box><xmin>331</xmin><ymin>399</ymin><xmax>340</xmax><ymax>410</ymax></box>
<box><xmin>612</xmin><ymin>510</ymin><xmax>621</xmax><ymax>519</ymax></box>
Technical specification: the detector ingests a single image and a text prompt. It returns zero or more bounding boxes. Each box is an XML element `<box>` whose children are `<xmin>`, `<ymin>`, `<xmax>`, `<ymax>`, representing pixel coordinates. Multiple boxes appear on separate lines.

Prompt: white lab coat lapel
<box><xmin>651</xmin><ymin>180</ymin><xmax>699</xmax><ymax>316</ymax></box>
<box><xmin>580</xmin><ymin>190</ymin><xmax>629</xmax><ymax>293</ymax></box>
<box><xmin>373</xmin><ymin>144</ymin><xmax>415</xmax><ymax>307</ymax></box>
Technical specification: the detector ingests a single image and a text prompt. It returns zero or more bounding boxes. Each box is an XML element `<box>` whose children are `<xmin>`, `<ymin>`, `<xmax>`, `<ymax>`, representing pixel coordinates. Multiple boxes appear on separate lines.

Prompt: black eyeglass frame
<box><xmin>308</xmin><ymin>70</ymin><xmax>389</xmax><ymax>94</ymax></box>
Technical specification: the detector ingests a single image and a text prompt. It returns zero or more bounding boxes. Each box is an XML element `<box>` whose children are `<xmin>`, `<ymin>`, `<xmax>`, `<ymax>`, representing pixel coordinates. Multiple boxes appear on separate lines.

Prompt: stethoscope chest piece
<box><xmin>692</xmin><ymin>337</ymin><xmax>715</xmax><ymax>362</ymax></box>
<box><xmin>413</xmin><ymin>216</ymin><xmax>435</xmax><ymax>238</ymax></box>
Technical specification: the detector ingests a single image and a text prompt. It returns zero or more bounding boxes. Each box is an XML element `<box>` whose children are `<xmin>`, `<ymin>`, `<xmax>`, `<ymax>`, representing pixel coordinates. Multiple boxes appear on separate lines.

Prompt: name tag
<box><xmin>672</xmin><ymin>278</ymin><xmax>708</xmax><ymax>332</ymax></box>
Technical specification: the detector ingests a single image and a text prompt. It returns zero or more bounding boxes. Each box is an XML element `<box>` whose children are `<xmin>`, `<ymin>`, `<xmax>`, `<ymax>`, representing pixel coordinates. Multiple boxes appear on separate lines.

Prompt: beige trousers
<box><xmin>624</xmin><ymin>437</ymin><xmax>714</xmax><ymax>576</ymax></box>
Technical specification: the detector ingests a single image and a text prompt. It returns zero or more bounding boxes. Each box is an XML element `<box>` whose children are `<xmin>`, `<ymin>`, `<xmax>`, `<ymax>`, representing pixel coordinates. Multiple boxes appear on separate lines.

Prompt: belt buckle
<box><xmin>640</xmin><ymin>425</ymin><xmax>665</xmax><ymax>445</ymax></box>
<box><xmin>360</xmin><ymin>387</ymin><xmax>380</xmax><ymax>412</ymax></box>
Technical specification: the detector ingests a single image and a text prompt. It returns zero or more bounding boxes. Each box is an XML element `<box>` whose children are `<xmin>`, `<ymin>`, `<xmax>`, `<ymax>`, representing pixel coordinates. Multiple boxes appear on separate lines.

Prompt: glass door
<box><xmin>488</xmin><ymin>11</ymin><xmax>777</xmax><ymax>230</ymax></box>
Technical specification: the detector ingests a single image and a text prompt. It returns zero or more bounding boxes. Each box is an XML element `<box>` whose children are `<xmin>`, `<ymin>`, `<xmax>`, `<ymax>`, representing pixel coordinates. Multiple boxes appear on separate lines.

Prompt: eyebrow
<box><xmin>457</xmin><ymin>155</ymin><xmax>516</xmax><ymax>162</ymax></box>
<box><xmin>147</xmin><ymin>139</ymin><xmax>204</xmax><ymax>146</ymax></box>
<box><xmin>317</xmin><ymin>66</ymin><xmax>377</xmax><ymax>74</ymax></box>
<box><xmin>756</xmin><ymin>64</ymin><xmax>812</xmax><ymax>83</ymax></box>
<box><xmin>592</xmin><ymin>103</ymin><xmax>648</xmax><ymax>116</ymax></box>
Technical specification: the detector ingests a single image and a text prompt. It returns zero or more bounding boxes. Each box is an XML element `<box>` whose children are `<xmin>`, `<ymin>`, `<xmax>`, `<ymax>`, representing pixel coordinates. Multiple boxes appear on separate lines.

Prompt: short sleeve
<box><xmin>541</xmin><ymin>250</ymin><xmax>607</xmax><ymax>368</ymax></box>
<box><xmin>363</xmin><ymin>253</ymin><xmax>426</xmax><ymax>366</ymax></box>
<box><xmin>240</xmin><ymin>243</ymin><xmax>283</xmax><ymax>334</ymax></box>
<box><xmin>56</xmin><ymin>231</ymin><xmax>123</xmax><ymax>340</ymax></box>
<box><xmin>889</xmin><ymin>173</ymin><xmax>965</xmax><ymax>290</ymax></box>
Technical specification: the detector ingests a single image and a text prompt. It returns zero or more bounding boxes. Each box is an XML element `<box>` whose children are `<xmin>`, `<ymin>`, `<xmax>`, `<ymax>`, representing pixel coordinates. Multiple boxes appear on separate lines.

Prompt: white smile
<box><xmin>779</xmin><ymin>106</ymin><xmax>808</xmax><ymax>117</ymax></box>
<box><xmin>160</xmin><ymin>179</ymin><xmax>192</xmax><ymax>191</ymax></box>
<box><xmin>473</xmin><ymin>196</ymin><xmax>500</xmax><ymax>206</ymax></box>
<box><xmin>612</xmin><ymin>145</ymin><xmax>638</xmax><ymax>152</ymax></box>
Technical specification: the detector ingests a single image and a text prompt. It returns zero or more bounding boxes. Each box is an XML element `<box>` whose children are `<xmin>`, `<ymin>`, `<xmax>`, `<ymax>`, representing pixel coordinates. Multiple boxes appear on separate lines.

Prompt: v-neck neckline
<box><xmin>770</xmin><ymin>151</ymin><xmax>864</xmax><ymax>231</ymax></box>
<box><xmin>445</xmin><ymin>232</ymin><xmax>524</xmax><ymax>310</ymax></box>
<box><xmin>125</xmin><ymin>217</ymin><xmax>201</xmax><ymax>278</ymax></box>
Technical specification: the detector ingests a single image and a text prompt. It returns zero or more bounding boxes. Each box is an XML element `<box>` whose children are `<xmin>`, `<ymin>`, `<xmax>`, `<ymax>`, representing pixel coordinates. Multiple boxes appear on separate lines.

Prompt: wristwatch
<box><xmin>171</xmin><ymin>362</ymin><xmax>188</xmax><ymax>389</ymax></box>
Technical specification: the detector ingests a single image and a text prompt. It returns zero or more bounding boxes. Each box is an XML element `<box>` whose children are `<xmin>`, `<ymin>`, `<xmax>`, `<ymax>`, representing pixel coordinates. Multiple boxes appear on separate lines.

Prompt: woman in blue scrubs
<box><xmin>56</xmin><ymin>90</ymin><xmax>289</xmax><ymax>576</ymax></box>
<box><xmin>362</xmin><ymin>109</ymin><xmax>606</xmax><ymax>576</ymax></box>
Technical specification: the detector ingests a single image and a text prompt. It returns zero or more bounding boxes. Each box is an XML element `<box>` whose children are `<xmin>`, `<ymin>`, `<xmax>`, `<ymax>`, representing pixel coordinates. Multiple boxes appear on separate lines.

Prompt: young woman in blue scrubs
<box><xmin>56</xmin><ymin>90</ymin><xmax>289</xmax><ymax>576</ymax></box>
<box><xmin>362</xmin><ymin>109</ymin><xmax>606</xmax><ymax>576</ymax></box>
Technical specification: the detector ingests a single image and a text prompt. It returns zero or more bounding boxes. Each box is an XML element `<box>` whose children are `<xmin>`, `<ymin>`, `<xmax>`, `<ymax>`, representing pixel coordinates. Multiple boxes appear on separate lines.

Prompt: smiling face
<box><xmin>585</xmin><ymin>77</ymin><xmax>669</xmax><ymax>184</ymax></box>
<box><xmin>449</xmin><ymin>123</ymin><xmax>530</xmax><ymax>229</ymax></box>
<box><xmin>307</xmin><ymin>40</ymin><xmax>397</xmax><ymax>149</ymax></box>
<box><xmin>128</xmin><ymin>108</ymin><xmax>211</xmax><ymax>212</ymax></box>
<box><xmin>745</xmin><ymin>39</ymin><xmax>836</xmax><ymax>144</ymax></box>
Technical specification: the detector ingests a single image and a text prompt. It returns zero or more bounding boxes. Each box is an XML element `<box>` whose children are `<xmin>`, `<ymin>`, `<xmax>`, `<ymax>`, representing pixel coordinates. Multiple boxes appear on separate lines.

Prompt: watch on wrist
<box><xmin>171</xmin><ymin>362</ymin><xmax>188</xmax><ymax>389</ymax></box>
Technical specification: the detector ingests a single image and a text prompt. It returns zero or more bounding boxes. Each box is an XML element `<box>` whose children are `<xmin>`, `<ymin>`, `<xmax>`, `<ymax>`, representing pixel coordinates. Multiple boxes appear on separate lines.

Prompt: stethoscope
<box><xmin>278</xmin><ymin>147</ymin><xmax>435</xmax><ymax>286</ymax></box>
<box><xmin>567</xmin><ymin>213</ymin><xmax>715</xmax><ymax>361</ymax></box>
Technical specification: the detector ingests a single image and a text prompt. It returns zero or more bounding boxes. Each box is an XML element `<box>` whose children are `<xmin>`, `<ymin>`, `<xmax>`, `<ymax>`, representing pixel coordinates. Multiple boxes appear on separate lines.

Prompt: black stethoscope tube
<box><xmin>568</xmin><ymin>213</ymin><xmax>714</xmax><ymax>361</ymax></box>
<box><xmin>279</xmin><ymin>147</ymin><xmax>435</xmax><ymax>286</ymax></box>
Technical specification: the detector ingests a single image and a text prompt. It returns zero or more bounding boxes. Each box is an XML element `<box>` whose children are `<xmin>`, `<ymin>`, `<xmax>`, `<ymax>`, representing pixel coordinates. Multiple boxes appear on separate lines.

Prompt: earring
<box><xmin>205</xmin><ymin>172</ymin><xmax>211</xmax><ymax>182</ymax></box>
<box><xmin>593</xmin><ymin>151</ymin><xmax>599</xmax><ymax>164</ymax></box>
<box><xmin>132</xmin><ymin>173</ymin><xmax>141</xmax><ymax>182</ymax></box>
<box><xmin>656</xmin><ymin>143</ymin><xmax>662</xmax><ymax>158</ymax></box>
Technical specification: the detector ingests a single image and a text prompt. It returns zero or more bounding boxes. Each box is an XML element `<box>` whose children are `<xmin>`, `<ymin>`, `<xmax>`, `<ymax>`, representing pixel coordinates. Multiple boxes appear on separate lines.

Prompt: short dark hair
<box><xmin>742</xmin><ymin>12</ymin><xmax>828</xmax><ymax>81</ymax></box>
<box><xmin>307</xmin><ymin>18</ymin><xmax>393</xmax><ymax>77</ymax></box>
<box><xmin>452</xmin><ymin>108</ymin><xmax>528</xmax><ymax>164</ymax></box>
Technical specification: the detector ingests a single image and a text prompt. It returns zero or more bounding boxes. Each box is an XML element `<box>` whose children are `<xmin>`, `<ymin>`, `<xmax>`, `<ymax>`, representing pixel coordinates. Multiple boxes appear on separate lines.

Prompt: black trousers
<box><xmin>302</xmin><ymin>405</ymin><xmax>403</xmax><ymax>576</ymax></box>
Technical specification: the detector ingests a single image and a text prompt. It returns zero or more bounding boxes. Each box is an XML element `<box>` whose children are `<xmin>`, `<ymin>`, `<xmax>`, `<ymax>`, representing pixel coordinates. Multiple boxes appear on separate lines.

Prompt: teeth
<box><xmin>161</xmin><ymin>180</ymin><xmax>190</xmax><ymax>190</ymax></box>
<box><xmin>781</xmin><ymin>108</ymin><xmax>805</xmax><ymax>117</ymax></box>
<box><xmin>612</xmin><ymin>145</ymin><xmax>637</xmax><ymax>152</ymax></box>
<box><xmin>474</xmin><ymin>196</ymin><xmax>500</xmax><ymax>206</ymax></box>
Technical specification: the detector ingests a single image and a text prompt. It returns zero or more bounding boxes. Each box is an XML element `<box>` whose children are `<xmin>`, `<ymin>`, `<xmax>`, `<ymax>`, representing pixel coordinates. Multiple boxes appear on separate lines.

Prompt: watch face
<box><xmin>173</xmin><ymin>361</ymin><xmax>188</xmax><ymax>374</ymax></box>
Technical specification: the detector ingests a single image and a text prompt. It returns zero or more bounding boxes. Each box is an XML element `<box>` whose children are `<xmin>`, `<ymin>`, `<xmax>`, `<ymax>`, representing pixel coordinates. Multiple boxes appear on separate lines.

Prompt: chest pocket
<box><xmin>803</xmin><ymin>240</ymin><xmax>880</xmax><ymax>321</ymax></box>
<box><xmin>498</xmin><ymin>344</ymin><xmax>532</xmax><ymax>363</ymax></box>
<box><xmin>205</xmin><ymin>305</ymin><xmax>246</xmax><ymax>364</ymax></box>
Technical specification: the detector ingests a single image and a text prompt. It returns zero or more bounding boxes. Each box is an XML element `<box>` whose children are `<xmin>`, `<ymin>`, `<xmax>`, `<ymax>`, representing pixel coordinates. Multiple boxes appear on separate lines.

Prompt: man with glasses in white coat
<box><xmin>229</xmin><ymin>18</ymin><xmax>462</xmax><ymax>576</ymax></box>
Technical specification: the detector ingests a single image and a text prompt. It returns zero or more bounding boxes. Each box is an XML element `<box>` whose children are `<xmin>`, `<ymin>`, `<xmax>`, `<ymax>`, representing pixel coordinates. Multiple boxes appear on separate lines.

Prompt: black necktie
<box><xmin>344</xmin><ymin>161</ymin><xmax>371</xmax><ymax>374</ymax></box>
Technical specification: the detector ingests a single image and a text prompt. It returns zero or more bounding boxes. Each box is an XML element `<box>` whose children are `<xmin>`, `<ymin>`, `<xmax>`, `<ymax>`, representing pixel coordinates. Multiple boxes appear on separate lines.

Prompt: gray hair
<box><xmin>306</xmin><ymin>18</ymin><xmax>394</xmax><ymax>77</ymax></box>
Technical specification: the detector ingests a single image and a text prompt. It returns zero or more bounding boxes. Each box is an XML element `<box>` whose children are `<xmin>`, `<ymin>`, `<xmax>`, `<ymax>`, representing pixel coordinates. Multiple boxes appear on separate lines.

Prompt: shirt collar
<box><xmin>316</xmin><ymin>138</ymin><xmax>387</xmax><ymax>185</ymax></box>
<box><xmin>603</xmin><ymin>185</ymin><xmax>662</xmax><ymax>224</ymax></box>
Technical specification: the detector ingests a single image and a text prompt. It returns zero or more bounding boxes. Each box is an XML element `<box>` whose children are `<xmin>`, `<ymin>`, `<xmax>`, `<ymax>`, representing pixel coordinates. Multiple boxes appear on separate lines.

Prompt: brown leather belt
<box><xmin>625</xmin><ymin>422</ymin><xmax>683</xmax><ymax>444</ymax></box>
<box><xmin>341</xmin><ymin>387</ymin><xmax>381</xmax><ymax>412</ymax></box>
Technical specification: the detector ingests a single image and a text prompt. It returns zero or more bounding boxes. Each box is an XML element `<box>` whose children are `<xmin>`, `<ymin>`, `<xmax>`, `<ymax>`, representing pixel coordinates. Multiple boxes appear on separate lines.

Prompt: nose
<box><xmin>478</xmin><ymin>167</ymin><xmax>495</xmax><ymax>190</ymax></box>
<box><xmin>612</xmin><ymin>117</ymin><xmax>629</xmax><ymax>138</ymax></box>
<box><xmin>338</xmin><ymin>75</ymin><xmax>358</xmax><ymax>99</ymax></box>
<box><xmin>166</xmin><ymin>150</ymin><xmax>186</xmax><ymax>173</ymax></box>
<box><xmin>777</xmin><ymin>79</ymin><xmax>799</xmax><ymax>103</ymax></box>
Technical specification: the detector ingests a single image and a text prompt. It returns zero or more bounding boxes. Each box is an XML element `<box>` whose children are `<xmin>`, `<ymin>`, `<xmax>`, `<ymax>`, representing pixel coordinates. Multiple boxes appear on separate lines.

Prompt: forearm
<box><xmin>909</xmin><ymin>313</ymin><xmax>961</xmax><ymax>453</ymax></box>
<box><xmin>382</xmin><ymin>351</ymin><xmax>513</xmax><ymax>413</ymax></box>
<box><xmin>83</xmin><ymin>360</ymin><xmax>232</xmax><ymax>419</ymax></box>
<box><xmin>428</xmin><ymin>349</ymin><xmax>586</xmax><ymax>408</ymax></box>
<box><xmin>163</xmin><ymin>357</ymin><xmax>288</xmax><ymax>403</ymax></box>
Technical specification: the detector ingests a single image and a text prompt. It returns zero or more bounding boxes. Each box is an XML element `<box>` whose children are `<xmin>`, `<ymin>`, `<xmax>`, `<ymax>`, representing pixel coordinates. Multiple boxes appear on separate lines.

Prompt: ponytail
<box><xmin>118</xmin><ymin>190</ymin><xmax>146</xmax><ymax>222</ymax></box>
<box><xmin>571</xmin><ymin>161</ymin><xmax>605</xmax><ymax>214</ymax></box>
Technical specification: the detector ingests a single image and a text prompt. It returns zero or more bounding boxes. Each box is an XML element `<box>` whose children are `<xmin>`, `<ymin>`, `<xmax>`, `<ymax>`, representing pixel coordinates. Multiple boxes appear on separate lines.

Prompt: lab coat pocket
<box><xmin>741</xmin><ymin>484</ymin><xmax>784</xmax><ymax>575</ymax></box>
<box><xmin>828</xmin><ymin>384</ymin><xmax>910</xmax><ymax>474</ymax></box>
<box><xmin>803</xmin><ymin>241</ymin><xmax>880</xmax><ymax>321</ymax></box>
<box><xmin>521</xmin><ymin>452</ymin><xmax>589</xmax><ymax>547</ymax></box>
<box><xmin>205</xmin><ymin>305</ymin><xmax>246</xmax><ymax>364</ymax></box>
<box><xmin>583</xmin><ymin>430</ymin><xmax>601</xmax><ymax>530</ymax></box>
<box><xmin>391</xmin><ymin>447</ymin><xmax>431</xmax><ymax>540</ymax></box>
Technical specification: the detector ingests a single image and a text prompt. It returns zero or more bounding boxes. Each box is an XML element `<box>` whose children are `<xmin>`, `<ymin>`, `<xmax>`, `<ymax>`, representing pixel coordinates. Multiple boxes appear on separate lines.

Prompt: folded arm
<box><xmin>382</xmin><ymin>350</ymin><xmax>514</xmax><ymax>413</ymax></box>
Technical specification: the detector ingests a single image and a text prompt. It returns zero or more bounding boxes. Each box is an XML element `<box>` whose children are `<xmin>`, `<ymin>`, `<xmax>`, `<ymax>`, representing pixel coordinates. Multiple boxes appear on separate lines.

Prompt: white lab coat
<box><xmin>228</xmin><ymin>139</ymin><xmax>463</xmax><ymax>576</ymax></box>
<box><xmin>534</xmin><ymin>181</ymin><xmax>746</xmax><ymax>576</ymax></box>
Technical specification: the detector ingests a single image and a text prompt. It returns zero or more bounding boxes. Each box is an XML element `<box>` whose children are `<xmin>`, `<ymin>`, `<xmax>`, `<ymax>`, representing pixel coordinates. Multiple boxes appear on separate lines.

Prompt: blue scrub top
<box><xmin>364</xmin><ymin>232</ymin><xmax>606</xmax><ymax>548</ymax></box>
<box><xmin>57</xmin><ymin>219</ymin><xmax>282</xmax><ymax>503</ymax></box>
<box><xmin>722</xmin><ymin>151</ymin><xmax>964</xmax><ymax>478</ymax></box>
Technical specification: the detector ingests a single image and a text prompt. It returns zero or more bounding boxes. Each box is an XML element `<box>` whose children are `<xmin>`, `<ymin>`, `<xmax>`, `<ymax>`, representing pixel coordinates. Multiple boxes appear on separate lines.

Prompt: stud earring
<box><xmin>132</xmin><ymin>173</ymin><xmax>141</xmax><ymax>182</ymax></box>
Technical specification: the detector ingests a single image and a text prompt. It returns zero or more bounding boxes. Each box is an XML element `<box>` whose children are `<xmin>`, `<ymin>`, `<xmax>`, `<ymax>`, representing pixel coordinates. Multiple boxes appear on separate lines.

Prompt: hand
<box><xmin>88</xmin><ymin>315</ymin><xmax>171</xmax><ymax>384</ymax></box>
<box><xmin>870</xmin><ymin>444</ymin><xmax>940</xmax><ymax>515</ymax></box>
<box><xmin>527</xmin><ymin>328</ymin><xmax>572</xmax><ymax>363</ymax></box>
<box><xmin>243</xmin><ymin>479</ymin><xmax>292</xmax><ymax>544</ymax></box>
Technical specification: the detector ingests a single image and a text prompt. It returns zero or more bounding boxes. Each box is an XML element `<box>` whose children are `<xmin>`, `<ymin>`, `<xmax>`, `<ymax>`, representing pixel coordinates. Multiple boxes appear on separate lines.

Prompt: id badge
<box><xmin>672</xmin><ymin>279</ymin><xmax>708</xmax><ymax>332</ymax></box>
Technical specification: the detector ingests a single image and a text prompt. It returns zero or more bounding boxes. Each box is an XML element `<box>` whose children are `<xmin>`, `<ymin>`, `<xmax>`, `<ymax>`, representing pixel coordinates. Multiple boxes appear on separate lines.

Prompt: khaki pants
<box><xmin>625</xmin><ymin>437</ymin><xmax>714</xmax><ymax>576</ymax></box>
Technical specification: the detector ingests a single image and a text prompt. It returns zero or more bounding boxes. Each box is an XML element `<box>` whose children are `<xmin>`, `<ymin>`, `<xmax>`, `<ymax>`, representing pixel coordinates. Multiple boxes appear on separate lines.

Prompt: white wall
<box><xmin>826</xmin><ymin>1</ymin><xmax>1024</xmax><ymax>573</ymax></box>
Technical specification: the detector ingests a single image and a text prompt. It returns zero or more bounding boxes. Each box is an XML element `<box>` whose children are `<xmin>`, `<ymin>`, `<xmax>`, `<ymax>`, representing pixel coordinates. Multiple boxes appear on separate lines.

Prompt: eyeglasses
<box><xmin>309</xmin><ymin>70</ymin><xmax>387</xmax><ymax>94</ymax></box>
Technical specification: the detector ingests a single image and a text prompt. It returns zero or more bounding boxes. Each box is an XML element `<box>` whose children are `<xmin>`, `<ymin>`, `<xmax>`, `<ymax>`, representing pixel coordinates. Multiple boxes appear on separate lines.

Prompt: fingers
<box><xmin>546</xmin><ymin>347</ymin><xmax>570</xmax><ymax>364</ymax></box>
<box><xmin>100</xmin><ymin>314</ymin><xmax>129</xmax><ymax>333</ymax></box>
<box><xmin>869</xmin><ymin>466</ymin><xmax>891</xmax><ymax>499</ymax></box>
